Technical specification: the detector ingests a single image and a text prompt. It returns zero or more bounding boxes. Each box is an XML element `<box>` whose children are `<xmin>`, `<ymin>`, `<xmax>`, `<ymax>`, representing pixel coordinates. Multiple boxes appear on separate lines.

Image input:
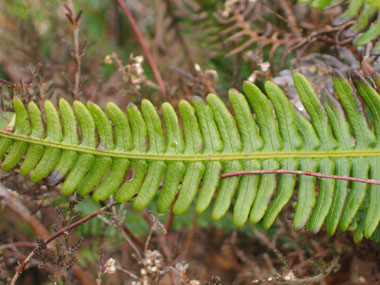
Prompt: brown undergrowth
<box><xmin>1</xmin><ymin>0</ymin><xmax>380</xmax><ymax>284</ymax></box>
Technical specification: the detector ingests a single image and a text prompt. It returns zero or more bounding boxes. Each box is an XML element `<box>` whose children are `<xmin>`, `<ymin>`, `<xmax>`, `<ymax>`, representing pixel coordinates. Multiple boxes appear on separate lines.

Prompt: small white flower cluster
<box><xmin>104</xmin><ymin>53</ymin><xmax>146</xmax><ymax>91</ymax></box>
<box><xmin>194</xmin><ymin>63</ymin><xmax>218</xmax><ymax>89</ymax></box>
<box><xmin>284</xmin><ymin>270</ymin><xmax>295</xmax><ymax>281</ymax></box>
<box><xmin>104</xmin><ymin>258</ymin><xmax>116</xmax><ymax>274</ymax></box>
<box><xmin>141</xmin><ymin>250</ymin><xmax>163</xmax><ymax>275</ymax></box>
<box><xmin>129</xmin><ymin>55</ymin><xmax>144</xmax><ymax>86</ymax></box>
<box><xmin>175</xmin><ymin>262</ymin><xmax>201</xmax><ymax>285</ymax></box>
<box><xmin>244</xmin><ymin>51</ymin><xmax>271</xmax><ymax>83</ymax></box>
<box><xmin>104</xmin><ymin>55</ymin><xmax>113</xmax><ymax>65</ymax></box>
<box><xmin>252</xmin><ymin>270</ymin><xmax>296</xmax><ymax>283</ymax></box>
<box><xmin>130</xmin><ymin>250</ymin><xmax>164</xmax><ymax>285</ymax></box>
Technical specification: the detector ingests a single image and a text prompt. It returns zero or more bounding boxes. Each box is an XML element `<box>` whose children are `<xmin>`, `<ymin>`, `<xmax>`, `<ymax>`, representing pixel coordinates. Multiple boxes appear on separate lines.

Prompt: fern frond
<box><xmin>215</xmin><ymin>3</ymin><xmax>300</xmax><ymax>65</ymax></box>
<box><xmin>301</xmin><ymin>0</ymin><xmax>380</xmax><ymax>47</ymax></box>
<box><xmin>2</xmin><ymin>72</ymin><xmax>380</xmax><ymax>241</ymax></box>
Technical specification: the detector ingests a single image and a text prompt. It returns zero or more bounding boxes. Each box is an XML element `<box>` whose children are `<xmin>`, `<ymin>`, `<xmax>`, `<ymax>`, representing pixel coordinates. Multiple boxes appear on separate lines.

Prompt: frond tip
<box><xmin>2</xmin><ymin>71</ymin><xmax>380</xmax><ymax>242</ymax></box>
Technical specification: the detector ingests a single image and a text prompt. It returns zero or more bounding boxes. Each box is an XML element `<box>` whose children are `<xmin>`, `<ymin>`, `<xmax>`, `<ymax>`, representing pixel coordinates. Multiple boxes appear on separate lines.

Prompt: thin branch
<box><xmin>279</xmin><ymin>0</ymin><xmax>301</xmax><ymax>38</ymax></box>
<box><xmin>10</xmin><ymin>251</ymin><xmax>35</xmax><ymax>285</ymax></box>
<box><xmin>46</xmin><ymin>201</ymin><xmax>118</xmax><ymax>244</ymax></box>
<box><xmin>117</xmin><ymin>0</ymin><xmax>167</xmax><ymax>98</ymax></box>
<box><xmin>73</xmin><ymin>26</ymin><xmax>81</xmax><ymax>99</ymax></box>
<box><xmin>289</xmin><ymin>21</ymin><xmax>355</xmax><ymax>52</ymax></box>
<box><xmin>0</xmin><ymin>242</ymin><xmax>37</xmax><ymax>251</ymax></box>
<box><xmin>221</xmin><ymin>169</ymin><xmax>380</xmax><ymax>185</ymax></box>
<box><xmin>66</xmin><ymin>0</ymin><xmax>83</xmax><ymax>99</ymax></box>
<box><xmin>122</xmin><ymin>224</ymin><xmax>145</xmax><ymax>250</ymax></box>
<box><xmin>116</xmin><ymin>265</ymin><xmax>140</xmax><ymax>280</ymax></box>
<box><xmin>10</xmin><ymin>201</ymin><xmax>118</xmax><ymax>285</ymax></box>
<box><xmin>106</xmin><ymin>208</ymin><xmax>144</xmax><ymax>262</ymax></box>
<box><xmin>118</xmin><ymin>225</ymin><xmax>143</xmax><ymax>262</ymax></box>
<box><xmin>144</xmin><ymin>216</ymin><xmax>158</xmax><ymax>253</ymax></box>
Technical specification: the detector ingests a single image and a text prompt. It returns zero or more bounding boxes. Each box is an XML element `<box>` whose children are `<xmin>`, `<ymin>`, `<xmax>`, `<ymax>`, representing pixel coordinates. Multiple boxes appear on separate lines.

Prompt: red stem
<box><xmin>117</xmin><ymin>0</ymin><xmax>167</xmax><ymax>98</ymax></box>
<box><xmin>221</xmin><ymin>169</ymin><xmax>380</xmax><ymax>185</ymax></box>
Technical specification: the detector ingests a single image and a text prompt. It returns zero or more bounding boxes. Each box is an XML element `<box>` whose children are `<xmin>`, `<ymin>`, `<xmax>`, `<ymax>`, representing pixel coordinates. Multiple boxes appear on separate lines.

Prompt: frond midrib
<box><xmin>2</xmin><ymin>131</ymin><xmax>380</xmax><ymax>161</ymax></box>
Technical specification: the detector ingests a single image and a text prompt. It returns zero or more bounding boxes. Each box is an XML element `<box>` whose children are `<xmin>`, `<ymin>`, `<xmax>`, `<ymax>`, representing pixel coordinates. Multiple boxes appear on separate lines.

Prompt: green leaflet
<box><xmin>2</xmin><ymin>98</ymin><xmax>31</xmax><ymax>171</ymax></box>
<box><xmin>229</xmin><ymin>90</ymin><xmax>262</xmax><ymax>228</ymax></box>
<box><xmin>244</xmin><ymin>82</ymin><xmax>281</xmax><ymax>224</ymax></box>
<box><xmin>352</xmin><ymin>73</ymin><xmax>380</xmax><ymax>238</ymax></box>
<box><xmin>343</xmin><ymin>0</ymin><xmax>365</xmax><ymax>19</ymax></box>
<box><xmin>356</xmin><ymin>19</ymin><xmax>380</xmax><ymax>46</ymax></box>
<box><xmin>207</xmin><ymin>94</ymin><xmax>242</xmax><ymax>221</ymax></box>
<box><xmin>134</xmin><ymin>100</ymin><xmax>166</xmax><ymax>209</ymax></box>
<box><xmin>3</xmin><ymin>73</ymin><xmax>380</xmax><ymax>242</ymax></box>
<box><xmin>192</xmin><ymin>97</ymin><xmax>223</xmax><ymax>214</ymax></box>
<box><xmin>48</xmin><ymin>99</ymin><xmax>78</xmax><ymax>185</ymax></box>
<box><xmin>115</xmin><ymin>103</ymin><xmax>148</xmax><ymax>202</ymax></box>
<box><xmin>293</xmin><ymin>111</ymin><xmax>320</xmax><ymax>230</ymax></box>
<box><xmin>30</xmin><ymin>100</ymin><xmax>62</xmax><ymax>183</ymax></box>
<box><xmin>157</xmin><ymin>102</ymin><xmax>185</xmax><ymax>213</ymax></box>
<box><xmin>310</xmin><ymin>0</ymin><xmax>330</xmax><ymax>9</ymax></box>
<box><xmin>19</xmin><ymin>102</ymin><xmax>45</xmax><ymax>176</ymax></box>
<box><xmin>62</xmin><ymin>101</ymin><xmax>96</xmax><ymax>195</ymax></box>
<box><xmin>262</xmin><ymin>81</ymin><xmax>302</xmax><ymax>229</ymax></box>
<box><xmin>173</xmin><ymin>100</ymin><xmax>204</xmax><ymax>215</ymax></box>
<box><xmin>294</xmin><ymin>72</ymin><xmax>337</xmax><ymax>233</ymax></box>
<box><xmin>92</xmin><ymin>103</ymin><xmax>132</xmax><ymax>201</ymax></box>
<box><xmin>322</xmin><ymin>92</ymin><xmax>354</xmax><ymax>236</ymax></box>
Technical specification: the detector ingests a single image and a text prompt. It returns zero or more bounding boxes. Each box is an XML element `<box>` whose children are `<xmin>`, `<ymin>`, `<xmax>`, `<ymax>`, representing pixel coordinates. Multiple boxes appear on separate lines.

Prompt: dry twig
<box><xmin>3</xmin><ymin>187</ymin><xmax>117</xmax><ymax>285</ymax></box>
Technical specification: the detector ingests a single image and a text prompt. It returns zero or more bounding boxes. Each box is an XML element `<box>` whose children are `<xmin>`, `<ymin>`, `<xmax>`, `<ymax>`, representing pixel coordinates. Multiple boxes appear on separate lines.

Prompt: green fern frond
<box><xmin>1</xmin><ymin>72</ymin><xmax>380</xmax><ymax>241</ymax></box>
<box><xmin>300</xmin><ymin>0</ymin><xmax>380</xmax><ymax>47</ymax></box>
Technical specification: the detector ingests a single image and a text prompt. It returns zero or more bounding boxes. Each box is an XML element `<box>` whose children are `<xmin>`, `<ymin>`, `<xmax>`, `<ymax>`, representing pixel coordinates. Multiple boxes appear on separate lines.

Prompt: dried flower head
<box><xmin>104</xmin><ymin>55</ymin><xmax>113</xmax><ymax>65</ymax></box>
<box><xmin>134</xmin><ymin>55</ymin><xmax>144</xmax><ymax>64</ymax></box>
<box><xmin>248</xmin><ymin>73</ymin><xmax>257</xmax><ymax>83</ymax></box>
<box><xmin>104</xmin><ymin>258</ymin><xmax>116</xmax><ymax>274</ymax></box>
<box><xmin>260</xmin><ymin>62</ymin><xmax>270</xmax><ymax>72</ymax></box>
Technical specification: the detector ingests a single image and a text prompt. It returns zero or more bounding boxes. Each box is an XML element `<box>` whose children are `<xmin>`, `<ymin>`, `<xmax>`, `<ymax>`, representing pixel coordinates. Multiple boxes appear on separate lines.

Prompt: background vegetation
<box><xmin>1</xmin><ymin>0</ymin><xmax>380</xmax><ymax>284</ymax></box>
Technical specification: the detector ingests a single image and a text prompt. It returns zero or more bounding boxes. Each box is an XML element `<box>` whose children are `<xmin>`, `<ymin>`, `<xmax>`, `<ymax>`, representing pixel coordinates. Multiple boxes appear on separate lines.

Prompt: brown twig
<box><xmin>10</xmin><ymin>200</ymin><xmax>117</xmax><ymax>285</ymax></box>
<box><xmin>72</xmin><ymin>23</ymin><xmax>81</xmax><ymax>99</ymax></box>
<box><xmin>0</xmin><ymin>242</ymin><xmax>37</xmax><ymax>251</ymax></box>
<box><xmin>289</xmin><ymin>21</ymin><xmax>355</xmax><ymax>52</ymax></box>
<box><xmin>279</xmin><ymin>0</ymin><xmax>301</xmax><ymax>38</ymax></box>
<box><xmin>105</xmin><ymin>207</ymin><xmax>144</xmax><ymax>262</ymax></box>
<box><xmin>122</xmin><ymin>224</ymin><xmax>145</xmax><ymax>250</ymax></box>
<box><xmin>116</xmin><ymin>265</ymin><xmax>140</xmax><ymax>280</ymax></box>
<box><xmin>117</xmin><ymin>225</ymin><xmax>143</xmax><ymax>262</ymax></box>
<box><xmin>47</xmin><ymin>201</ymin><xmax>117</xmax><ymax>244</ymax></box>
<box><xmin>144</xmin><ymin>216</ymin><xmax>160</xmax><ymax>253</ymax></box>
<box><xmin>221</xmin><ymin>169</ymin><xmax>380</xmax><ymax>185</ymax></box>
<box><xmin>117</xmin><ymin>0</ymin><xmax>167</xmax><ymax>98</ymax></box>
<box><xmin>65</xmin><ymin>0</ymin><xmax>84</xmax><ymax>99</ymax></box>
